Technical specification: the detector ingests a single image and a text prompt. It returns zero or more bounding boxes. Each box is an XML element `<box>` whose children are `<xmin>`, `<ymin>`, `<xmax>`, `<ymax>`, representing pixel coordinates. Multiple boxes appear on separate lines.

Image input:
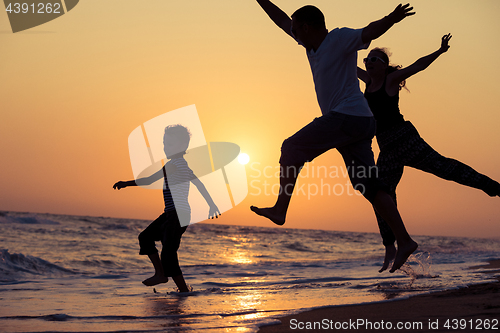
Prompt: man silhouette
<box><xmin>251</xmin><ymin>1</ymin><xmax>417</xmax><ymax>272</ymax></box>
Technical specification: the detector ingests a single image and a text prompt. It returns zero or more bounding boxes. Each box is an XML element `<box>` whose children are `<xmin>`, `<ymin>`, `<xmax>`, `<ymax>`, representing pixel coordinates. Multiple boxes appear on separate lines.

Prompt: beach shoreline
<box><xmin>2</xmin><ymin>212</ymin><xmax>499</xmax><ymax>333</ymax></box>
<box><xmin>259</xmin><ymin>260</ymin><xmax>500</xmax><ymax>333</ymax></box>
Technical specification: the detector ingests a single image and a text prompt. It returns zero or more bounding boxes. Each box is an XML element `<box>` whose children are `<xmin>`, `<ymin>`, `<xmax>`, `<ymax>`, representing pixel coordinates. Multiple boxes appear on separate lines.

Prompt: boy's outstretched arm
<box><xmin>361</xmin><ymin>3</ymin><xmax>415</xmax><ymax>44</ymax></box>
<box><xmin>191</xmin><ymin>178</ymin><xmax>221</xmax><ymax>219</ymax></box>
<box><xmin>256</xmin><ymin>0</ymin><xmax>293</xmax><ymax>38</ymax></box>
<box><xmin>113</xmin><ymin>166</ymin><xmax>167</xmax><ymax>190</ymax></box>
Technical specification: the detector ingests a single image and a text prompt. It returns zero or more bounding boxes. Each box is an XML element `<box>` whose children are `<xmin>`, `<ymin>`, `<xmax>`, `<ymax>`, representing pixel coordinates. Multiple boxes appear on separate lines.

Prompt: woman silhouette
<box><xmin>357</xmin><ymin>34</ymin><xmax>500</xmax><ymax>272</ymax></box>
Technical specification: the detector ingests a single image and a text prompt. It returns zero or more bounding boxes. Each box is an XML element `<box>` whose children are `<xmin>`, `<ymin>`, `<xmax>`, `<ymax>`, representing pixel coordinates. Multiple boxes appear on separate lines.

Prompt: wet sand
<box><xmin>259</xmin><ymin>260</ymin><xmax>500</xmax><ymax>332</ymax></box>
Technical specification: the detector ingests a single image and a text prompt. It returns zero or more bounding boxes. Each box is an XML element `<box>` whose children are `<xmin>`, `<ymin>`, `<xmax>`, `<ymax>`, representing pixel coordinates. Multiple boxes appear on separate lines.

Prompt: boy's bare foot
<box><xmin>379</xmin><ymin>244</ymin><xmax>396</xmax><ymax>273</ymax></box>
<box><xmin>390</xmin><ymin>240</ymin><xmax>418</xmax><ymax>273</ymax></box>
<box><xmin>142</xmin><ymin>274</ymin><xmax>168</xmax><ymax>286</ymax></box>
<box><xmin>250</xmin><ymin>206</ymin><xmax>285</xmax><ymax>226</ymax></box>
<box><xmin>177</xmin><ymin>285</ymin><xmax>192</xmax><ymax>293</ymax></box>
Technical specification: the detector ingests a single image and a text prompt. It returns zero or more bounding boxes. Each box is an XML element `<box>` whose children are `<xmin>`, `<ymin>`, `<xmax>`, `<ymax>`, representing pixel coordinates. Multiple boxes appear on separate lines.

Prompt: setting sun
<box><xmin>238</xmin><ymin>153</ymin><xmax>250</xmax><ymax>165</ymax></box>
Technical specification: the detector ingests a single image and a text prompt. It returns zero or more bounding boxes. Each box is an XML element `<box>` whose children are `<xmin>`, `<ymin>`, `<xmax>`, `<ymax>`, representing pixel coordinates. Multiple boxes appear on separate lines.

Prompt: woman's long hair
<box><xmin>371</xmin><ymin>47</ymin><xmax>408</xmax><ymax>91</ymax></box>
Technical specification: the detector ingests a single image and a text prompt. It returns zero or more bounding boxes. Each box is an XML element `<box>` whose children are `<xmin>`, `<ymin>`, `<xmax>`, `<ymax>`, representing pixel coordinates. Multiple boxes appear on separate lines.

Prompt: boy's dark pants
<box><xmin>138</xmin><ymin>211</ymin><xmax>188</xmax><ymax>277</ymax></box>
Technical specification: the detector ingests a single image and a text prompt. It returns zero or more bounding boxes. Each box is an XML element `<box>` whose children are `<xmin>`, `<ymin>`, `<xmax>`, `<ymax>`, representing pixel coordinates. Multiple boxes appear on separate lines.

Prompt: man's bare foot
<box><xmin>142</xmin><ymin>274</ymin><xmax>168</xmax><ymax>286</ymax></box>
<box><xmin>250</xmin><ymin>206</ymin><xmax>285</xmax><ymax>226</ymax></box>
<box><xmin>379</xmin><ymin>244</ymin><xmax>396</xmax><ymax>273</ymax></box>
<box><xmin>390</xmin><ymin>240</ymin><xmax>418</xmax><ymax>273</ymax></box>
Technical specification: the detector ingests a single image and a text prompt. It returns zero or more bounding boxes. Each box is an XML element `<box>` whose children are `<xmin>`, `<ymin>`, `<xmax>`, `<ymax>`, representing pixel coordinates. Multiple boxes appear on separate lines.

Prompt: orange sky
<box><xmin>1</xmin><ymin>0</ymin><xmax>499</xmax><ymax>238</ymax></box>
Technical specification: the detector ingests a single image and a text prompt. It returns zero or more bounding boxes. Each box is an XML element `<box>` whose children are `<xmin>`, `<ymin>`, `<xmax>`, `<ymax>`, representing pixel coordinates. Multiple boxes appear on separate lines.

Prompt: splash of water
<box><xmin>399</xmin><ymin>252</ymin><xmax>439</xmax><ymax>286</ymax></box>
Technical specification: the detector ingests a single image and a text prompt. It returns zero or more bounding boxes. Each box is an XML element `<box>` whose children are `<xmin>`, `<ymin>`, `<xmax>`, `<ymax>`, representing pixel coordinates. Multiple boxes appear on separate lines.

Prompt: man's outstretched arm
<box><xmin>361</xmin><ymin>3</ymin><xmax>415</xmax><ymax>44</ymax></box>
<box><xmin>256</xmin><ymin>0</ymin><xmax>293</xmax><ymax>38</ymax></box>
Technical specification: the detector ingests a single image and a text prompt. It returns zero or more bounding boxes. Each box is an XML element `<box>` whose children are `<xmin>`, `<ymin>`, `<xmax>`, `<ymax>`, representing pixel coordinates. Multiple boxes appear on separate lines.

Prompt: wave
<box><xmin>200</xmin><ymin>275</ymin><xmax>383</xmax><ymax>289</ymax></box>
<box><xmin>0</xmin><ymin>249</ymin><xmax>75</xmax><ymax>282</ymax></box>
<box><xmin>0</xmin><ymin>214</ymin><xmax>59</xmax><ymax>225</ymax></box>
<box><xmin>282</xmin><ymin>241</ymin><xmax>314</xmax><ymax>252</ymax></box>
<box><xmin>90</xmin><ymin>274</ymin><xmax>129</xmax><ymax>279</ymax></box>
<box><xmin>0</xmin><ymin>312</ymin><xmax>223</xmax><ymax>321</ymax></box>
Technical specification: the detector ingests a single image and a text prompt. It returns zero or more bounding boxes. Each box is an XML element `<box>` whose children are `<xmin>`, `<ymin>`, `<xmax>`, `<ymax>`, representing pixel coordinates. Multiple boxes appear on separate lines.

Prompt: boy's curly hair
<box><xmin>164</xmin><ymin>124</ymin><xmax>191</xmax><ymax>152</ymax></box>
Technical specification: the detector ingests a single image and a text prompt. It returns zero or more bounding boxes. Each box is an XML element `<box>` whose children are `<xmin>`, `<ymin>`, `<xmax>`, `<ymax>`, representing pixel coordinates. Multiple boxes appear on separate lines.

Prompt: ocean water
<box><xmin>1</xmin><ymin>210</ymin><xmax>499</xmax><ymax>333</ymax></box>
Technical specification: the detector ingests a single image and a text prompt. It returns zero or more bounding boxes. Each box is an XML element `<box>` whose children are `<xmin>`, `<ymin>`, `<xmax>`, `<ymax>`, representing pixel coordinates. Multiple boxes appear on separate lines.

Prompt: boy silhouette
<box><xmin>114</xmin><ymin>125</ymin><xmax>220</xmax><ymax>291</ymax></box>
<box><xmin>251</xmin><ymin>1</ymin><xmax>418</xmax><ymax>272</ymax></box>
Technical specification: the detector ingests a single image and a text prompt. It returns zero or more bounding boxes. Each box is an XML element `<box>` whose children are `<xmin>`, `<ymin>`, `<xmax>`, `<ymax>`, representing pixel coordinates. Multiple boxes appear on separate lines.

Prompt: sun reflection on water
<box><xmin>218</xmin><ymin>235</ymin><xmax>256</xmax><ymax>265</ymax></box>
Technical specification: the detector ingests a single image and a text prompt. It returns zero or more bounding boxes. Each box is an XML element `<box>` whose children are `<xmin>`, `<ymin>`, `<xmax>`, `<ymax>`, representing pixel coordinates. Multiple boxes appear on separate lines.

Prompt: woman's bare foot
<box><xmin>390</xmin><ymin>240</ymin><xmax>418</xmax><ymax>273</ymax></box>
<box><xmin>142</xmin><ymin>274</ymin><xmax>168</xmax><ymax>286</ymax></box>
<box><xmin>379</xmin><ymin>244</ymin><xmax>396</xmax><ymax>273</ymax></box>
<box><xmin>250</xmin><ymin>206</ymin><xmax>285</xmax><ymax>225</ymax></box>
